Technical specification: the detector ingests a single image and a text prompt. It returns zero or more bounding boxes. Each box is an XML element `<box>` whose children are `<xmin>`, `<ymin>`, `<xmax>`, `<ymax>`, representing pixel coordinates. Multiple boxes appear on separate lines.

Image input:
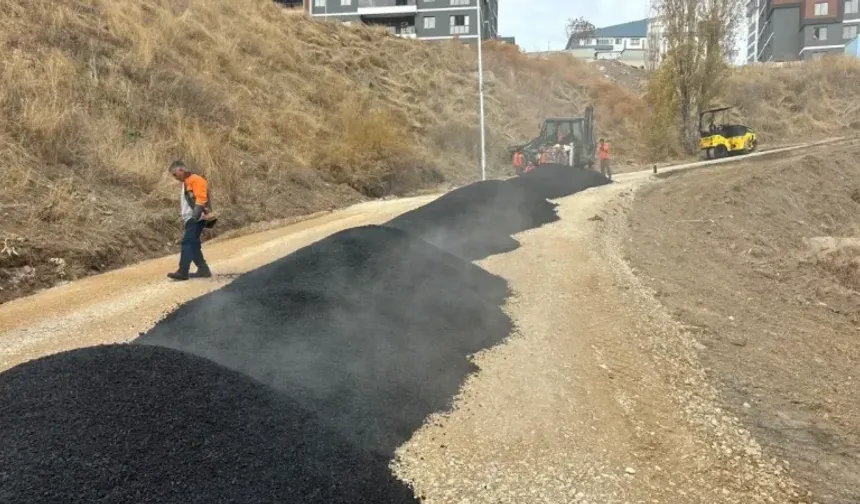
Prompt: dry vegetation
<box><xmin>648</xmin><ymin>58</ymin><xmax>860</xmax><ymax>159</ymax></box>
<box><xmin>726</xmin><ymin>58</ymin><xmax>860</xmax><ymax>143</ymax></box>
<box><xmin>626</xmin><ymin>143</ymin><xmax>860</xmax><ymax>503</ymax></box>
<box><xmin>0</xmin><ymin>0</ymin><xmax>644</xmax><ymax>300</ymax></box>
<box><xmin>1</xmin><ymin>0</ymin><xmax>859</xmax><ymax>302</ymax></box>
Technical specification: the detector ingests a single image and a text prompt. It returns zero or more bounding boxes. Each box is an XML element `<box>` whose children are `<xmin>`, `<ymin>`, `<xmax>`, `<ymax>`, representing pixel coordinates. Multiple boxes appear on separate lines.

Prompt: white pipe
<box><xmin>476</xmin><ymin>0</ymin><xmax>487</xmax><ymax>181</ymax></box>
<box><xmin>569</xmin><ymin>143</ymin><xmax>574</xmax><ymax>166</ymax></box>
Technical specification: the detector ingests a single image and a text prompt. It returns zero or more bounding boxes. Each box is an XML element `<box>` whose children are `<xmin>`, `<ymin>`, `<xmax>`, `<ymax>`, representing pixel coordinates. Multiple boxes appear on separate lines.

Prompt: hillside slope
<box><xmin>0</xmin><ymin>0</ymin><xmax>644</xmax><ymax>301</ymax></box>
<box><xmin>727</xmin><ymin>59</ymin><xmax>860</xmax><ymax>144</ymax></box>
<box><xmin>627</xmin><ymin>143</ymin><xmax>860</xmax><ymax>503</ymax></box>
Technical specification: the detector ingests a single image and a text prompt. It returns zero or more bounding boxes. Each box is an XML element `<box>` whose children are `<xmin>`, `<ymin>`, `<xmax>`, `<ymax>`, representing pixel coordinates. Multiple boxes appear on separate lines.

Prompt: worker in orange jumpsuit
<box><xmin>597</xmin><ymin>138</ymin><xmax>612</xmax><ymax>180</ymax></box>
<box><xmin>167</xmin><ymin>160</ymin><xmax>216</xmax><ymax>281</ymax></box>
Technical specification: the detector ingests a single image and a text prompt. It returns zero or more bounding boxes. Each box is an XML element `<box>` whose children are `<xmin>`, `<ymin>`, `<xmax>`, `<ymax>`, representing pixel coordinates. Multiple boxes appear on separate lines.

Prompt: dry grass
<box><xmin>0</xmin><ymin>0</ymin><xmax>647</xmax><ymax>299</ymax></box>
<box><xmin>2</xmin><ymin>0</ymin><xmax>856</xmax><ymax>300</ymax></box>
<box><xmin>725</xmin><ymin>57</ymin><xmax>860</xmax><ymax>143</ymax></box>
<box><xmin>644</xmin><ymin>57</ymin><xmax>860</xmax><ymax>160</ymax></box>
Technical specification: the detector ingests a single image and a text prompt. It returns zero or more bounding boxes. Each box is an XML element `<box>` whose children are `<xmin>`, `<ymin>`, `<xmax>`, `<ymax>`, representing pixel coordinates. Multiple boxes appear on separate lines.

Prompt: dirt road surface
<box><xmin>0</xmin><ymin>195</ymin><xmax>437</xmax><ymax>373</ymax></box>
<box><xmin>1</xmin><ymin>142</ymin><xmax>844</xmax><ymax>502</ymax></box>
<box><xmin>626</xmin><ymin>141</ymin><xmax>860</xmax><ymax>503</ymax></box>
<box><xmin>393</xmin><ymin>171</ymin><xmax>803</xmax><ymax>503</ymax></box>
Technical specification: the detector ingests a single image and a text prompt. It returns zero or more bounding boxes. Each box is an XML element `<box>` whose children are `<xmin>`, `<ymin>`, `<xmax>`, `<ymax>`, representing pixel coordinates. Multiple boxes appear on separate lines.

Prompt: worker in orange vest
<box><xmin>597</xmin><ymin>138</ymin><xmax>611</xmax><ymax>180</ymax></box>
<box><xmin>167</xmin><ymin>160</ymin><xmax>216</xmax><ymax>281</ymax></box>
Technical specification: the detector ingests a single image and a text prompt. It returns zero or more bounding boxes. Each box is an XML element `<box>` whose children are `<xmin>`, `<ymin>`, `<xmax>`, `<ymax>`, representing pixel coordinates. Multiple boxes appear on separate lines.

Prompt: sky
<box><xmin>498</xmin><ymin>0</ymin><xmax>748</xmax><ymax>64</ymax></box>
<box><xmin>498</xmin><ymin>0</ymin><xmax>651</xmax><ymax>53</ymax></box>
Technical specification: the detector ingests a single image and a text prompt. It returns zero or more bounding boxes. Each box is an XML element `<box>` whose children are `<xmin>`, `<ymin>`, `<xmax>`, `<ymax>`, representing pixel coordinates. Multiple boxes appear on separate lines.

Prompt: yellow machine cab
<box><xmin>698</xmin><ymin>106</ymin><xmax>757</xmax><ymax>159</ymax></box>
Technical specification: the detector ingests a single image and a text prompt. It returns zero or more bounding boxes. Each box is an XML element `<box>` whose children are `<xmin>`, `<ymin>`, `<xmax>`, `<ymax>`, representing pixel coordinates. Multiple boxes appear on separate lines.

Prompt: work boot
<box><xmin>189</xmin><ymin>268</ymin><xmax>212</xmax><ymax>279</ymax></box>
<box><xmin>167</xmin><ymin>271</ymin><xmax>189</xmax><ymax>281</ymax></box>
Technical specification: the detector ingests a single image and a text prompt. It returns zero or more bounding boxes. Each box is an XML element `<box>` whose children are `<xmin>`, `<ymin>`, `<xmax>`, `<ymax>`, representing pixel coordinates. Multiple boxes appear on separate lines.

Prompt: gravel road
<box><xmin>0</xmin><ymin>195</ymin><xmax>437</xmax><ymax>373</ymax></box>
<box><xmin>1</xmin><ymin>147</ymin><xmax>835</xmax><ymax>502</ymax></box>
<box><xmin>393</xmin><ymin>176</ymin><xmax>805</xmax><ymax>503</ymax></box>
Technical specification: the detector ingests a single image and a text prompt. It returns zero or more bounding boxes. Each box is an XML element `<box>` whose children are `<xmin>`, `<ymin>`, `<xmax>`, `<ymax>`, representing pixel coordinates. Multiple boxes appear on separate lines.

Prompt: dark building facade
<box><xmin>304</xmin><ymin>0</ymin><xmax>499</xmax><ymax>42</ymax></box>
<box><xmin>748</xmin><ymin>0</ymin><xmax>860</xmax><ymax>61</ymax></box>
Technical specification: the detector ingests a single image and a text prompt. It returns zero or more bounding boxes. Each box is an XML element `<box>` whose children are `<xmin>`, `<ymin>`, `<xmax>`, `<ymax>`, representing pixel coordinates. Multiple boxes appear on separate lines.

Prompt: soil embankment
<box><xmin>626</xmin><ymin>143</ymin><xmax>860</xmax><ymax>503</ymax></box>
<box><xmin>0</xmin><ymin>0</ymin><xmax>643</xmax><ymax>303</ymax></box>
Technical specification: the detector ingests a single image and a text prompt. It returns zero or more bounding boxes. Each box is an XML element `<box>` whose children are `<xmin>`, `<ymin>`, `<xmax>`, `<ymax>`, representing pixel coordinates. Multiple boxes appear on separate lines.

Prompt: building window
<box><xmin>813</xmin><ymin>26</ymin><xmax>828</xmax><ymax>39</ymax></box>
<box><xmin>597</xmin><ymin>38</ymin><xmax>612</xmax><ymax>45</ymax></box>
<box><xmin>450</xmin><ymin>14</ymin><xmax>469</xmax><ymax>35</ymax></box>
<box><xmin>340</xmin><ymin>0</ymin><xmax>350</xmax><ymax>5</ymax></box>
<box><xmin>424</xmin><ymin>16</ymin><xmax>436</xmax><ymax>29</ymax></box>
<box><xmin>615</xmin><ymin>38</ymin><xmax>622</xmax><ymax>44</ymax></box>
<box><xmin>847</xmin><ymin>0</ymin><xmax>859</xmax><ymax>13</ymax></box>
<box><xmin>451</xmin><ymin>0</ymin><xmax>469</xmax><ymax>5</ymax></box>
<box><xmin>844</xmin><ymin>25</ymin><xmax>858</xmax><ymax>39</ymax></box>
<box><xmin>629</xmin><ymin>38</ymin><xmax>641</xmax><ymax>46</ymax></box>
<box><xmin>314</xmin><ymin>0</ymin><xmax>325</xmax><ymax>6</ymax></box>
<box><xmin>814</xmin><ymin>2</ymin><xmax>828</xmax><ymax>15</ymax></box>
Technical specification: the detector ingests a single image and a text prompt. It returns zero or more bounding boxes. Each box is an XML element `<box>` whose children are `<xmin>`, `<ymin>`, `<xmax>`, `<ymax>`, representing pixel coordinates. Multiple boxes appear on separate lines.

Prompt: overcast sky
<box><xmin>498</xmin><ymin>0</ymin><xmax>748</xmax><ymax>63</ymax></box>
<box><xmin>498</xmin><ymin>0</ymin><xmax>651</xmax><ymax>53</ymax></box>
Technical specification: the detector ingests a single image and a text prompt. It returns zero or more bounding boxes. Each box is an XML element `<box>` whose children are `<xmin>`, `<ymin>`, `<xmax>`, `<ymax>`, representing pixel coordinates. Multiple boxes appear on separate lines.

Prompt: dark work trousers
<box><xmin>178</xmin><ymin>219</ymin><xmax>210</xmax><ymax>276</ymax></box>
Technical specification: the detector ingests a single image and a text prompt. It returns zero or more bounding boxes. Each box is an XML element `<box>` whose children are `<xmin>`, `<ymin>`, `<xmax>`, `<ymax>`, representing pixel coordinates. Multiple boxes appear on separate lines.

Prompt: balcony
<box><xmin>357</xmin><ymin>0</ymin><xmax>417</xmax><ymax>16</ymax></box>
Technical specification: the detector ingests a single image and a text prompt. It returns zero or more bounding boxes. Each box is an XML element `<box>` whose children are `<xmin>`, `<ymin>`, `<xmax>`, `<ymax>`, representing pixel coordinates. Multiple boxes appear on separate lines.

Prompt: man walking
<box><xmin>167</xmin><ymin>160</ymin><xmax>213</xmax><ymax>281</ymax></box>
<box><xmin>597</xmin><ymin>138</ymin><xmax>612</xmax><ymax>180</ymax></box>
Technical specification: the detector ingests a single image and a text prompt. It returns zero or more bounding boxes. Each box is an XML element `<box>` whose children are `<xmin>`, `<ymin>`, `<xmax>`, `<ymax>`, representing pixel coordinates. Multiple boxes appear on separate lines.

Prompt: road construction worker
<box><xmin>167</xmin><ymin>160</ymin><xmax>215</xmax><ymax>281</ymax></box>
<box><xmin>597</xmin><ymin>138</ymin><xmax>612</xmax><ymax>180</ymax></box>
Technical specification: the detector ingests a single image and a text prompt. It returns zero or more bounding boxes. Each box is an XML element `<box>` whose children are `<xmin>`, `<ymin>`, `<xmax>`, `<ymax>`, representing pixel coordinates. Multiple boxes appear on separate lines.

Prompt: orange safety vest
<box><xmin>513</xmin><ymin>151</ymin><xmax>523</xmax><ymax>167</ymax></box>
<box><xmin>598</xmin><ymin>142</ymin><xmax>610</xmax><ymax>160</ymax></box>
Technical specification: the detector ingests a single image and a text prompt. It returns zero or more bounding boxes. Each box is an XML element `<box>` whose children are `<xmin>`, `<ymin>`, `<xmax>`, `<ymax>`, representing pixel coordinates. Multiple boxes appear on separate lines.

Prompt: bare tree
<box><xmin>650</xmin><ymin>0</ymin><xmax>742</xmax><ymax>153</ymax></box>
<box><xmin>565</xmin><ymin>17</ymin><xmax>596</xmax><ymax>47</ymax></box>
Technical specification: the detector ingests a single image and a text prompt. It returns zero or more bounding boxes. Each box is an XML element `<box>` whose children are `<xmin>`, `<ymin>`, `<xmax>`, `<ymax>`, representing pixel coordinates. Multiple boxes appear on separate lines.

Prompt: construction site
<box><xmin>2</xmin><ymin>0</ymin><xmax>860</xmax><ymax>503</ymax></box>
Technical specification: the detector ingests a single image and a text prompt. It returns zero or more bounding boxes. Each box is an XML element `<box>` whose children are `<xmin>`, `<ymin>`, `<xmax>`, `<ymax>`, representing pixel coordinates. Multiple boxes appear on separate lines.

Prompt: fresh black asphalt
<box><xmin>386</xmin><ymin>165</ymin><xmax>610</xmax><ymax>261</ymax></box>
<box><xmin>137</xmin><ymin>224</ymin><xmax>513</xmax><ymax>457</ymax></box>
<box><xmin>0</xmin><ymin>344</ymin><xmax>418</xmax><ymax>503</ymax></box>
<box><xmin>2</xmin><ymin>166</ymin><xmax>610</xmax><ymax>503</ymax></box>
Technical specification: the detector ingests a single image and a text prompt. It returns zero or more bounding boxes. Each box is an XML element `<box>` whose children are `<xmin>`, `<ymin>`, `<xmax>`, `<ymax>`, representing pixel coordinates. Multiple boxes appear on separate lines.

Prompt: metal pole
<box><xmin>476</xmin><ymin>0</ymin><xmax>487</xmax><ymax>181</ymax></box>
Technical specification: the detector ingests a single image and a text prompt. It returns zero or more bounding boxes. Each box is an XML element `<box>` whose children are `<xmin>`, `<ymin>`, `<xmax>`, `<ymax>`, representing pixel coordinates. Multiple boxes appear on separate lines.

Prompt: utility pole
<box><xmin>476</xmin><ymin>0</ymin><xmax>487</xmax><ymax>181</ymax></box>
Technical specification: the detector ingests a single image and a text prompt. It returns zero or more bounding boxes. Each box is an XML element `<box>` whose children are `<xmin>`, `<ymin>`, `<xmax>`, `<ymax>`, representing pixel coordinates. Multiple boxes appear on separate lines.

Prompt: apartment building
<box><xmin>747</xmin><ymin>0</ymin><xmax>762</xmax><ymax>62</ymax></box>
<box><xmin>304</xmin><ymin>0</ymin><xmax>499</xmax><ymax>42</ymax></box>
<box><xmin>749</xmin><ymin>0</ymin><xmax>860</xmax><ymax>61</ymax></box>
<box><xmin>565</xmin><ymin>19</ymin><xmax>651</xmax><ymax>68</ymax></box>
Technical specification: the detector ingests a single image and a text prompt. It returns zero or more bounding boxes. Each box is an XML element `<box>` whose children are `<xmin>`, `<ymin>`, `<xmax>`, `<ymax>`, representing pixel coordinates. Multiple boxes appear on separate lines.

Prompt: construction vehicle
<box><xmin>510</xmin><ymin>106</ymin><xmax>596</xmax><ymax>175</ymax></box>
<box><xmin>698</xmin><ymin>106</ymin><xmax>757</xmax><ymax>159</ymax></box>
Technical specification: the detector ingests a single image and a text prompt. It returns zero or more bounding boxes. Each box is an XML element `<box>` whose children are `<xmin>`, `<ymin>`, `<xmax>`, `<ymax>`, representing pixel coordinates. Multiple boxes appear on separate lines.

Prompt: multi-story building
<box><xmin>646</xmin><ymin>0</ymin><xmax>667</xmax><ymax>71</ymax></box>
<box><xmin>565</xmin><ymin>18</ymin><xmax>651</xmax><ymax>68</ymax></box>
<box><xmin>750</xmin><ymin>0</ymin><xmax>860</xmax><ymax>61</ymax></box>
<box><xmin>303</xmin><ymin>0</ymin><xmax>499</xmax><ymax>42</ymax></box>
<box><xmin>747</xmin><ymin>0</ymin><xmax>763</xmax><ymax>63</ymax></box>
